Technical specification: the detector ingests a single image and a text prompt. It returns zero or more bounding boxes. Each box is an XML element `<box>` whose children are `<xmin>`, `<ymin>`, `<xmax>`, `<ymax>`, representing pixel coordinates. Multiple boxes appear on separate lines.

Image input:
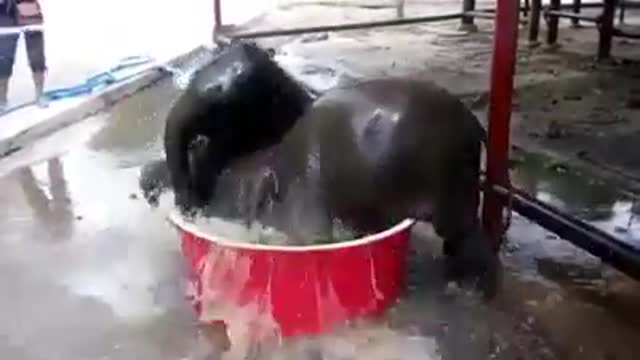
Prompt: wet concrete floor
<box><xmin>1</xmin><ymin>77</ymin><xmax>639</xmax><ymax>360</ymax></box>
<box><xmin>510</xmin><ymin>149</ymin><xmax>640</xmax><ymax>251</ymax></box>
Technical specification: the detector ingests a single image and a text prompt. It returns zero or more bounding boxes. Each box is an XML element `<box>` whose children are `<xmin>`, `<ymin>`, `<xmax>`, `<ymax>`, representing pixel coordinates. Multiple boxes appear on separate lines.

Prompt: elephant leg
<box><xmin>188</xmin><ymin>142</ymin><xmax>221</xmax><ymax>212</ymax></box>
<box><xmin>433</xmin><ymin>173</ymin><xmax>479</xmax><ymax>262</ymax></box>
<box><xmin>432</xmin><ymin>156</ymin><xmax>500</xmax><ymax>297</ymax></box>
<box><xmin>243</xmin><ymin>170</ymin><xmax>279</xmax><ymax>228</ymax></box>
<box><xmin>432</xmin><ymin>147</ymin><xmax>485</xmax><ymax>278</ymax></box>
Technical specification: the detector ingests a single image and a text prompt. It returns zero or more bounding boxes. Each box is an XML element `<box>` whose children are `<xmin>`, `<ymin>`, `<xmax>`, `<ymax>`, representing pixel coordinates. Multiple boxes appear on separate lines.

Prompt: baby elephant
<box><xmin>154</xmin><ymin>41</ymin><xmax>497</xmax><ymax>292</ymax></box>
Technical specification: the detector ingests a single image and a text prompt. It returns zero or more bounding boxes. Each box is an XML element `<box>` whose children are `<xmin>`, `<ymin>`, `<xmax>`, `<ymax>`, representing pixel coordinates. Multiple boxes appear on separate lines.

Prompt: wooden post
<box><xmin>619</xmin><ymin>0</ymin><xmax>627</xmax><ymax>23</ymax></box>
<box><xmin>396</xmin><ymin>0</ymin><xmax>405</xmax><ymax>18</ymax></box>
<box><xmin>528</xmin><ymin>0</ymin><xmax>542</xmax><ymax>44</ymax></box>
<box><xmin>214</xmin><ymin>0</ymin><xmax>223</xmax><ymax>31</ymax></box>
<box><xmin>460</xmin><ymin>0</ymin><xmax>478</xmax><ymax>31</ymax></box>
<box><xmin>598</xmin><ymin>0</ymin><xmax>617</xmax><ymax>60</ymax></box>
<box><xmin>572</xmin><ymin>0</ymin><xmax>582</xmax><ymax>27</ymax></box>
<box><xmin>546</xmin><ymin>0</ymin><xmax>561</xmax><ymax>45</ymax></box>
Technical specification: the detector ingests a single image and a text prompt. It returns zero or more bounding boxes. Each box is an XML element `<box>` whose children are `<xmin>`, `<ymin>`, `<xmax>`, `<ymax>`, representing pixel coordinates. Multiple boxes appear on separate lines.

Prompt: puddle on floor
<box><xmin>510</xmin><ymin>148</ymin><xmax>640</xmax><ymax>251</ymax></box>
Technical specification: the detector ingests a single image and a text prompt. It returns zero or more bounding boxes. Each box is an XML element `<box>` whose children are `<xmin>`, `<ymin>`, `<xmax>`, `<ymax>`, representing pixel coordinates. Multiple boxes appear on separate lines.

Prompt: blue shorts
<box><xmin>0</xmin><ymin>30</ymin><xmax>46</xmax><ymax>77</ymax></box>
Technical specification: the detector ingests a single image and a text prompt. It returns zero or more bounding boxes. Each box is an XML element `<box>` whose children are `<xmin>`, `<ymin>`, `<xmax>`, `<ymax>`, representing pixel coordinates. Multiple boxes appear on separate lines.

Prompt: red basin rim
<box><xmin>167</xmin><ymin>211</ymin><xmax>416</xmax><ymax>252</ymax></box>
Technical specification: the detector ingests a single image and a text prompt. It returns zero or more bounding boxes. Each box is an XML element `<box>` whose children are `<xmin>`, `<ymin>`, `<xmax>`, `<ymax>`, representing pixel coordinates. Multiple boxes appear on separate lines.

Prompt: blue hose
<box><xmin>45</xmin><ymin>55</ymin><xmax>156</xmax><ymax>101</ymax></box>
<box><xmin>0</xmin><ymin>55</ymin><xmax>160</xmax><ymax>115</ymax></box>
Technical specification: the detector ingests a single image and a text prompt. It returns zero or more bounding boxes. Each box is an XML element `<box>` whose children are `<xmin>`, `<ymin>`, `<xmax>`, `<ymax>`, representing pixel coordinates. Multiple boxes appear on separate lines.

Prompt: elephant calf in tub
<box><xmin>140</xmin><ymin>41</ymin><xmax>497</xmax><ymax>292</ymax></box>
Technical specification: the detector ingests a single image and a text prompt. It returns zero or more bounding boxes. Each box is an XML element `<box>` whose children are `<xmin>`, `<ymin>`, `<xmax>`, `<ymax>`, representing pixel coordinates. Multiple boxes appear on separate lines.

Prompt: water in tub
<box><xmin>185</xmin><ymin>176</ymin><xmax>362</xmax><ymax>245</ymax></box>
<box><xmin>177</xmin><ymin>147</ymin><xmax>363</xmax><ymax>246</ymax></box>
<box><xmin>189</xmin><ymin>215</ymin><xmax>361</xmax><ymax>246</ymax></box>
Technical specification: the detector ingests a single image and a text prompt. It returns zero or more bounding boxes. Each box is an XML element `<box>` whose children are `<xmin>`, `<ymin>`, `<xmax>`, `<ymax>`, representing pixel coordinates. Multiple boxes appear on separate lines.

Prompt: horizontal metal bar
<box><xmin>473</xmin><ymin>6</ymin><xmax>535</xmax><ymax>13</ymax></box>
<box><xmin>613</xmin><ymin>27</ymin><xmax>640</xmax><ymax>39</ymax></box>
<box><xmin>476</xmin><ymin>2</ymin><xmax>604</xmax><ymax>13</ymax></box>
<box><xmin>555</xmin><ymin>2</ymin><xmax>615</xmax><ymax>9</ymax></box>
<box><xmin>225</xmin><ymin>13</ymin><xmax>464</xmax><ymax>39</ymax></box>
<box><xmin>487</xmin><ymin>183</ymin><xmax>640</xmax><ymax>281</ymax></box>
<box><xmin>465</xmin><ymin>10</ymin><xmax>500</xmax><ymax>19</ymax></box>
<box><xmin>546</xmin><ymin>10</ymin><xmax>601</xmax><ymax>22</ymax></box>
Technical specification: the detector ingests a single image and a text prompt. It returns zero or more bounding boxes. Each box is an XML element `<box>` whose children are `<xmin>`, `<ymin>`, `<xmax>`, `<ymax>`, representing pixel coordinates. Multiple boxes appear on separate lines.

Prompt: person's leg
<box><xmin>24</xmin><ymin>30</ymin><xmax>47</xmax><ymax>107</ymax></box>
<box><xmin>0</xmin><ymin>33</ymin><xmax>19</xmax><ymax>111</ymax></box>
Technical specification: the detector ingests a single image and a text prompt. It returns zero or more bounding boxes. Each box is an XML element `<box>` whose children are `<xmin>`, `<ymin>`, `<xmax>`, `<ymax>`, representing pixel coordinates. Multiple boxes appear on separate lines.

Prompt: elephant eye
<box><xmin>190</xmin><ymin>135</ymin><xmax>210</xmax><ymax>150</ymax></box>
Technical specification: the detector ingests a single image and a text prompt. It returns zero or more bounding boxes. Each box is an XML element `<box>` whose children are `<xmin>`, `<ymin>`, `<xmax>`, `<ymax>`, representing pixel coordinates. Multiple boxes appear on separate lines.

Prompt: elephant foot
<box><xmin>443</xmin><ymin>231</ymin><xmax>501</xmax><ymax>300</ymax></box>
<box><xmin>442</xmin><ymin>239</ymin><xmax>461</xmax><ymax>257</ymax></box>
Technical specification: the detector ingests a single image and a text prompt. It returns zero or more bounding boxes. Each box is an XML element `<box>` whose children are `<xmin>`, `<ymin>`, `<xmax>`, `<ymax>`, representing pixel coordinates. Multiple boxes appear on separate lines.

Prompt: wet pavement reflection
<box><xmin>0</xmin><ymin>79</ymin><xmax>199</xmax><ymax>360</ymax></box>
<box><xmin>18</xmin><ymin>158</ymin><xmax>73</xmax><ymax>242</ymax></box>
<box><xmin>502</xmin><ymin>150</ymin><xmax>640</xmax><ymax>360</ymax></box>
<box><xmin>0</xmin><ymin>75</ymin><xmax>639</xmax><ymax>359</ymax></box>
<box><xmin>510</xmin><ymin>148</ymin><xmax>640</xmax><ymax>250</ymax></box>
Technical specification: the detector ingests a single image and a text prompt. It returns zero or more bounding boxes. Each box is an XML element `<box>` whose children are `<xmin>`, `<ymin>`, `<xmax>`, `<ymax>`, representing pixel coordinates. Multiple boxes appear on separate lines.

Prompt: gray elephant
<box><xmin>141</xmin><ymin>41</ymin><xmax>496</xmax><ymax>290</ymax></box>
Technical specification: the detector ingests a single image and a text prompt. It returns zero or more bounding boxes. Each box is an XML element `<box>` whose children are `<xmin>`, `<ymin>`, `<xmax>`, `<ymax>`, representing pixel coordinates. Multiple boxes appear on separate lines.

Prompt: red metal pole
<box><xmin>482</xmin><ymin>0</ymin><xmax>520</xmax><ymax>250</ymax></box>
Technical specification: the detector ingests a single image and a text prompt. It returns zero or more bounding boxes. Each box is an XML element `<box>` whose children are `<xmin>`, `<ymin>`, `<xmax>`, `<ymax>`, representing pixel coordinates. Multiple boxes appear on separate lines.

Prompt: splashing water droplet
<box><xmin>174</xmin><ymin>70</ymin><xmax>192</xmax><ymax>90</ymax></box>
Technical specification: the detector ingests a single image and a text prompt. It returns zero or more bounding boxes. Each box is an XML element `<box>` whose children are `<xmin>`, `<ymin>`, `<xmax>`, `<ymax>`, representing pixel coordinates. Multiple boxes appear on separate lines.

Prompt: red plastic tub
<box><xmin>168</xmin><ymin>212</ymin><xmax>415</xmax><ymax>340</ymax></box>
